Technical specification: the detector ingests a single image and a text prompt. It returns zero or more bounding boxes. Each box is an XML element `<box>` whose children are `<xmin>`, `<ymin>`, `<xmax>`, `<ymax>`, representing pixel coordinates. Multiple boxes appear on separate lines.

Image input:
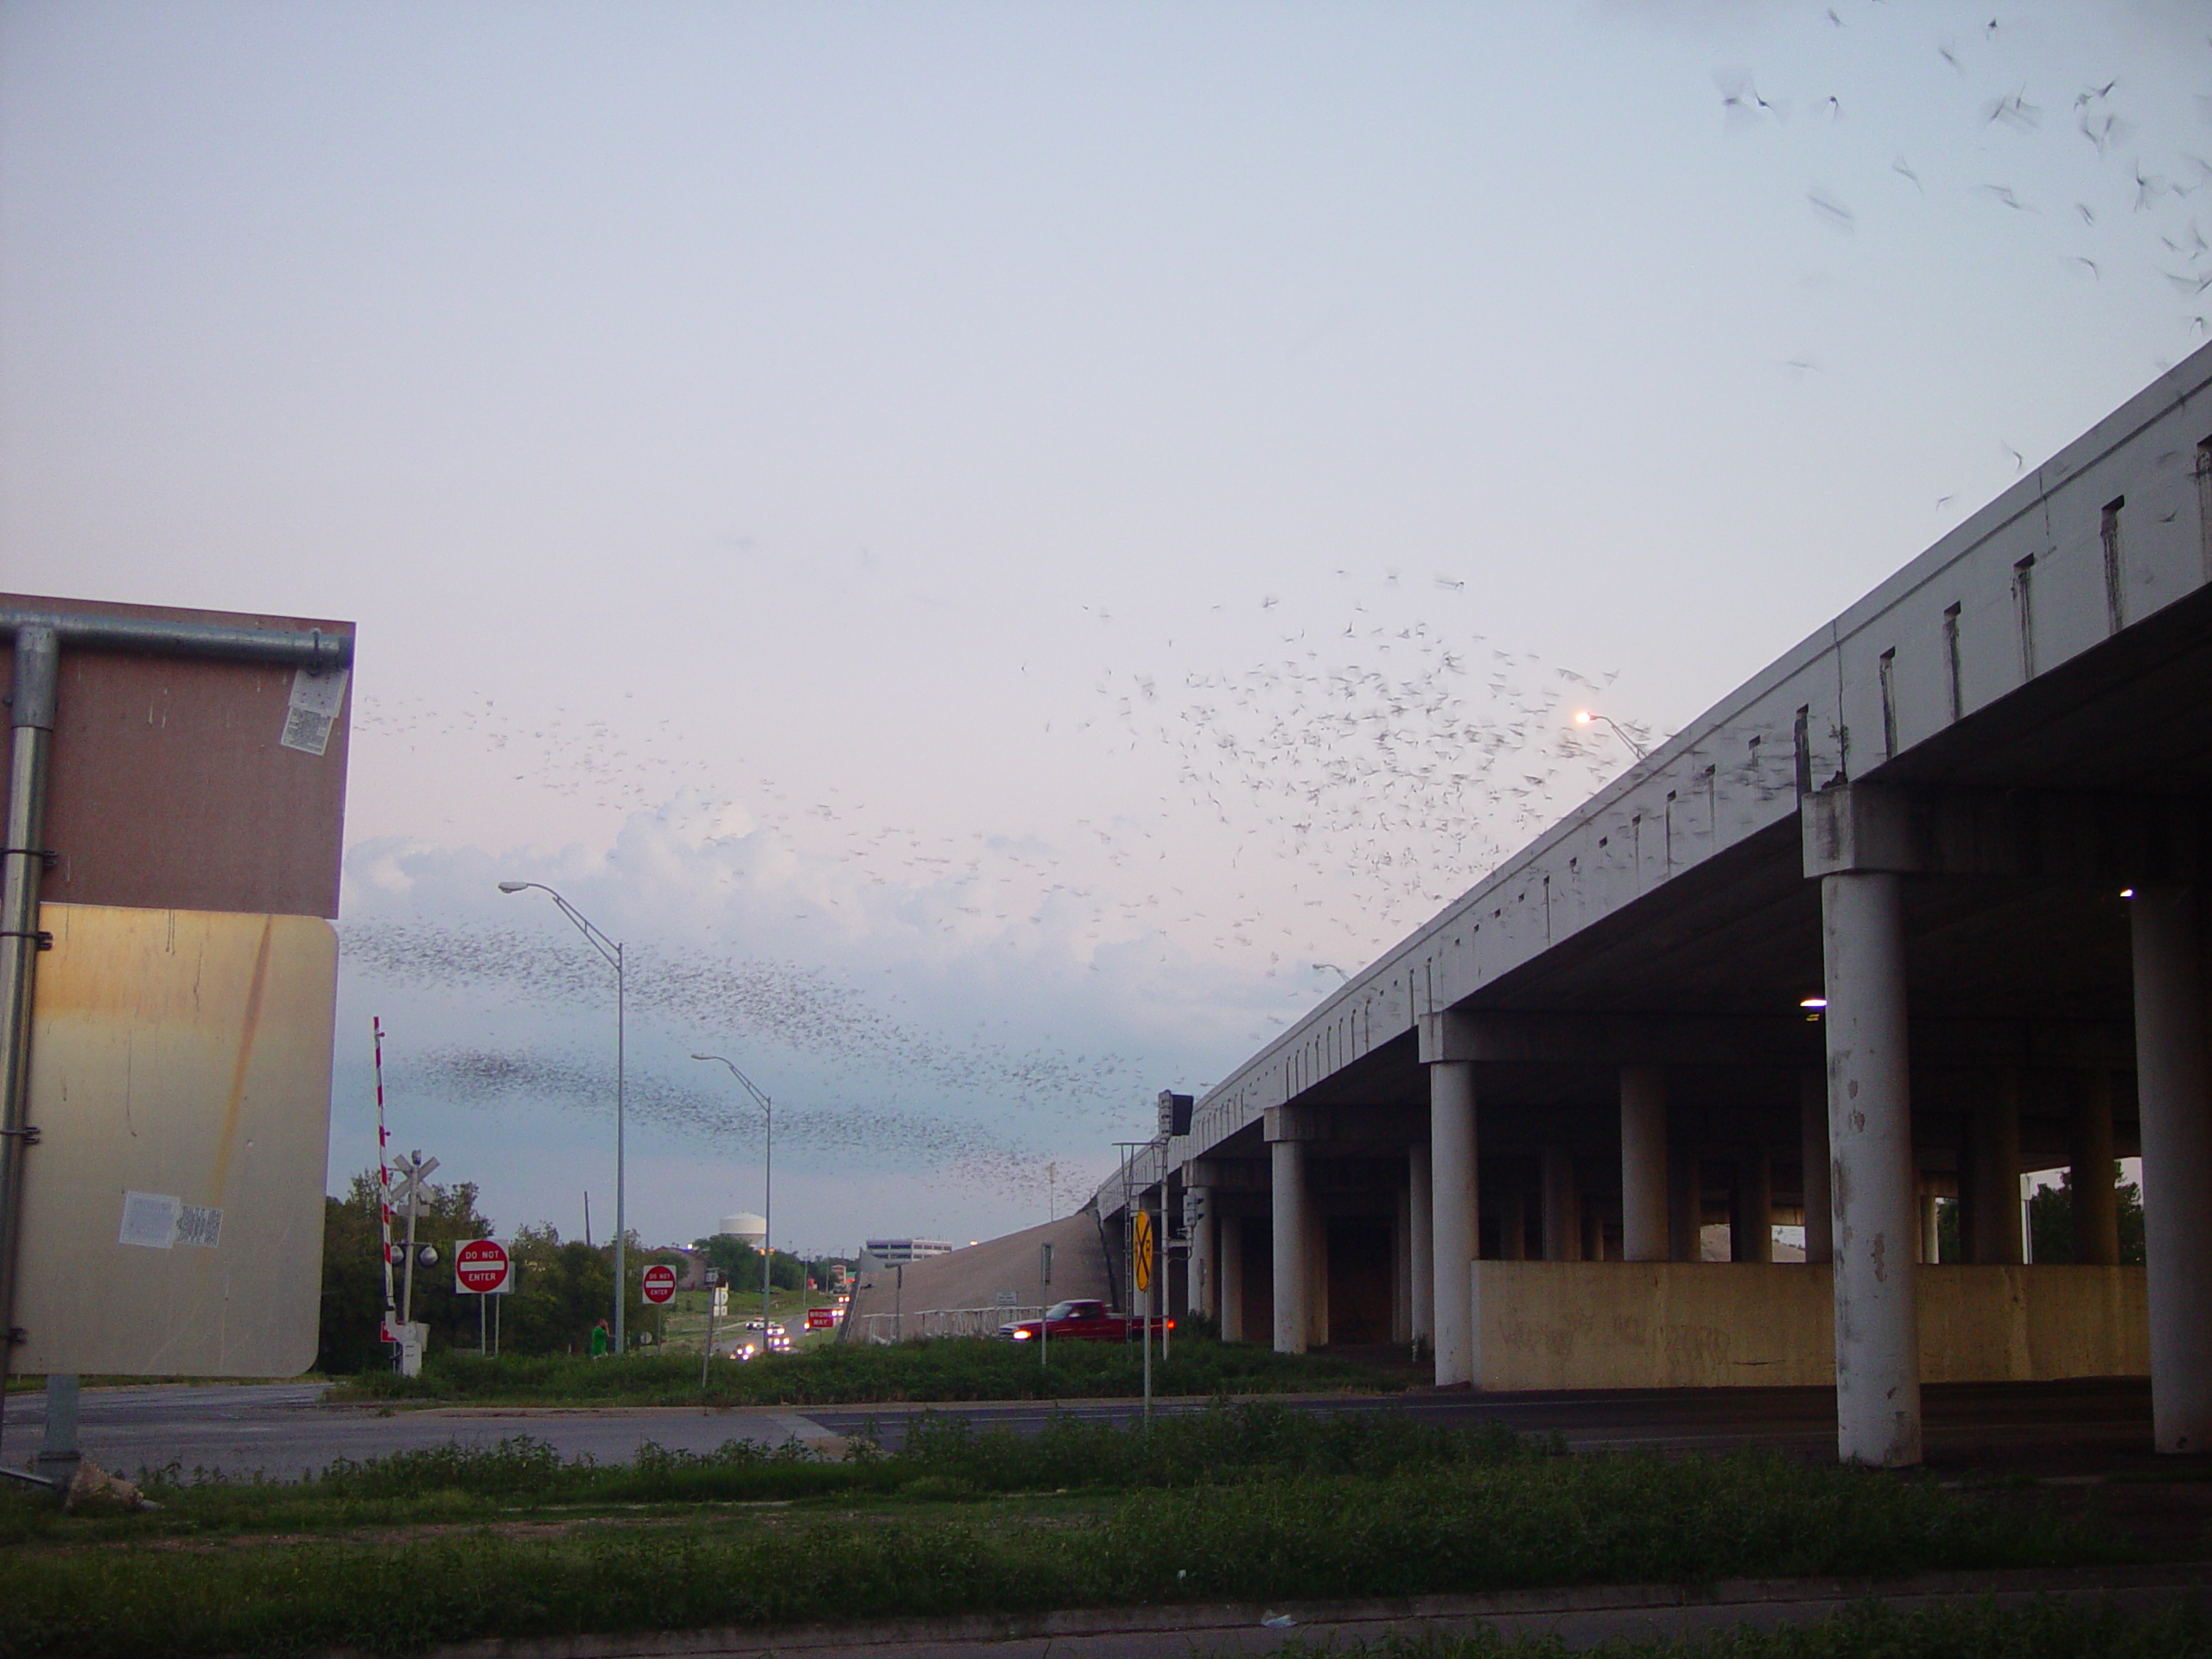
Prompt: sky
<box><xmin>3</xmin><ymin>1</ymin><xmax>2208</xmax><ymax>1257</ymax></box>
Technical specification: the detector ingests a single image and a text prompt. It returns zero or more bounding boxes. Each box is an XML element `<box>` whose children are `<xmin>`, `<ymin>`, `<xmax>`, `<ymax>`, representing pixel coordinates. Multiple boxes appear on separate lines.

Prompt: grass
<box><xmin>2</xmin><ymin>1402</ymin><xmax>1532</xmax><ymax>1539</ymax></box>
<box><xmin>325</xmin><ymin>1333</ymin><xmax>1409</xmax><ymax>1406</ymax></box>
<box><xmin>3</xmin><ymin>1374</ymin><xmax>328</xmax><ymax>1393</ymax></box>
<box><xmin>1260</xmin><ymin>1605</ymin><xmax>2212</xmax><ymax>1657</ymax></box>
<box><xmin>0</xmin><ymin>1405</ymin><xmax>2148</xmax><ymax>1658</ymax></box>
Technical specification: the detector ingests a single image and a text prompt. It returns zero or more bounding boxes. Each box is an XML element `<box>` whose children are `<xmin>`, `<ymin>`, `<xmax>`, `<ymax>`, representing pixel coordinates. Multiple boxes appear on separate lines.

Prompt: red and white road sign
<box><xmin>805</xmin><ymin>1307</ymin><xmax>836</xmax><ymax>1331</ymax></box>
<box><xmin>641</xmin><ymin>1263</ymin><xmax>679</xmax><ymax>1305</ymax></box>
<box><xmin>454</xmin><ymin>1237</ymin><xmax>511</xmax><ymax>1295</ymax></box>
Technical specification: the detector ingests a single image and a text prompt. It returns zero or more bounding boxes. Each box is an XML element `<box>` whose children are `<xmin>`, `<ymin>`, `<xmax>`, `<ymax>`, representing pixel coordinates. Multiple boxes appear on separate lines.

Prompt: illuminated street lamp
<box><xmin>1573</xmin><ymin>709</ymin><xmax>1649</xmax><ymax>760</ymax></box>
<box><xmin>692</xmin><ymin>1054</ymin><xmax>773</xmax><ymax>1353</ymax></box>
<box><xmin>499</xmin><ymin>880</ymin><xmax>627</xmax><ymax>1355</ymax></box>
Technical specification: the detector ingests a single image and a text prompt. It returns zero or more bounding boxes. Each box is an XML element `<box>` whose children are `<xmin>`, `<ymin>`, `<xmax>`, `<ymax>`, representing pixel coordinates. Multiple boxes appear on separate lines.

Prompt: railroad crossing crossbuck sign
<box><xmin>390</xmin><ymin>1153</ymin><xmax>439</xmax><ymax>1211</ymax></box>
<box><xmin>1133</xmin><ymin>1209</ymin><xmax>1154</xmax><ymax>1293</ymax></box>
<box><xmin>454</xmin><ymin>1238</ymin><xmax>511</xmax><ymax>1295</ymax></box>
<box><xmin>641</xmin><ymin>1263</ymin><xmax>678</xmax><ymax>1305</ymax></box>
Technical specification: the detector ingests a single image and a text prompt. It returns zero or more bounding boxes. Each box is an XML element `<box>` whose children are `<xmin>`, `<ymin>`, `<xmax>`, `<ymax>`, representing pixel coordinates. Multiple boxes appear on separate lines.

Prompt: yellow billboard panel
<box><xmin>16</xmin><ymin>904</ymin><xmax>337</xmax><ymax>1376</ymax></box>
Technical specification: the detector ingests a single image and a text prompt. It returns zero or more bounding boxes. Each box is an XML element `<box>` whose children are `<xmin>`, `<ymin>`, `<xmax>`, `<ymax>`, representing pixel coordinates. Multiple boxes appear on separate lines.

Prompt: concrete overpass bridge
<box><xmin>1097</xmin><ymin>340</ymin><xmax>2212</xmax><ymax>1467</ymax></box>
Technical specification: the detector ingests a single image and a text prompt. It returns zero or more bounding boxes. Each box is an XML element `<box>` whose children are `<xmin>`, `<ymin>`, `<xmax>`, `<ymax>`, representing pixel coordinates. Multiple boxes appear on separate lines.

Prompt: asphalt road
<box><xmin>0</xmin><ymin>1376</ymin><xmax>2164</xmax><ymax>1482</ymax></box>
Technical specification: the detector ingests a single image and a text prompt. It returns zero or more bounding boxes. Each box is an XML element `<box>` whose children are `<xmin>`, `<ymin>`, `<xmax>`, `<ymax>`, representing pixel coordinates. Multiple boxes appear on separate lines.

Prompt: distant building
<box><xmin>861</xmin><ymin>1237</ymin><xmax>954</xmax><ymax>1264</ymax></box>
<box><xmin>653</xmin><ymin>1247</ymin><xmax>711</xmax><ymax>1290</ymax></box>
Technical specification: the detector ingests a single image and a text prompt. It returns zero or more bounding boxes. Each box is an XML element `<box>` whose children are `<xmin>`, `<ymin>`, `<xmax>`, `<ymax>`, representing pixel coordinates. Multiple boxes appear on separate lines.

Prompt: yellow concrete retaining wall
<box><xmin>1470</xmin><ymin>1262</ymin><xmax>2147</xmax><ymax>1391</ymax></box>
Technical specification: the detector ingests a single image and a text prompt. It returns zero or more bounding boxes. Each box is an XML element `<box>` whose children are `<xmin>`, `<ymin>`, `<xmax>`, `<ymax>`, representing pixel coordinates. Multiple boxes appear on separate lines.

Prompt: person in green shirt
<box><xmin>589</xmin><ymin>1319</ymin><xmax>610</xmax><ymax>1359</ymax></box>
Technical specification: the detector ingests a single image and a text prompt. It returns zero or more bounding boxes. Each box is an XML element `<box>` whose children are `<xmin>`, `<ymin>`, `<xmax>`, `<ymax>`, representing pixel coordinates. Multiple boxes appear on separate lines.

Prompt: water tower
<box><xmin>718</xmin><ymin>1211</ymin><xmax>767</xmax><ymax>1249</ymax></box>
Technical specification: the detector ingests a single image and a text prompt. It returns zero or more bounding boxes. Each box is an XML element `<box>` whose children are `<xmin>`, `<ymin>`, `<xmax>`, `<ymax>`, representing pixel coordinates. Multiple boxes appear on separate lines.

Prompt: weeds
<box><xmin>0</xmin><ymin>1408</ymin><xmax>2149</xmax><ymax>1658</ymax></box>
<box><xmin>1261</xmin><ymin>1600</ymin><xmax>2212</xmax><ymax>1657</ymax></box>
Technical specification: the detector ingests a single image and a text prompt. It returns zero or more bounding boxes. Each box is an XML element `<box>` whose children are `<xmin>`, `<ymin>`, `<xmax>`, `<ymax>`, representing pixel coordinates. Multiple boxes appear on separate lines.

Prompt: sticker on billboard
<box><xmin>281</xmin><ymin>666</ymin><xmax>350</xmax><ymax>756</ymax></box>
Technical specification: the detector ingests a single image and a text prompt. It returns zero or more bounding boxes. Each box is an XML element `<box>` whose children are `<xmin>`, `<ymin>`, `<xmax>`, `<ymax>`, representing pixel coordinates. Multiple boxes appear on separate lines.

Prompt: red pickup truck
<box><xmin>996</xmin><ymin>1299</ymin><xmax>1173</xmax><ymax>1343</ymax></box>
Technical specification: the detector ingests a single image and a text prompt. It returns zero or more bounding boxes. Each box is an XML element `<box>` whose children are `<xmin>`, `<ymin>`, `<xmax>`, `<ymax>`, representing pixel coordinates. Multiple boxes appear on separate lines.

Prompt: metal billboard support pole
<box><xmin>0</xmin><ymin>611</ymin><xmax>350</xmax><ymax>1477</ymax></box>
<box><xmin>0</xmin><ymin>626</ymin><xmax>56</xmax><ymax>1468</ymax></box>
<box><xmin>33</xmin><ymin>1373</ymin><xmax>77</xmax><ymax>1487</ymax></box>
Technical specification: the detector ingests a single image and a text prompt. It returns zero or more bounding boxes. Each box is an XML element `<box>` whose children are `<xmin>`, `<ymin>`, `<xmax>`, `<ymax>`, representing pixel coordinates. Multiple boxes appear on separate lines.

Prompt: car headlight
<box><xmin>1011</xmin><ymin>1328</ymin><xmax>1032</xmax><ymax>1340</ymax></box>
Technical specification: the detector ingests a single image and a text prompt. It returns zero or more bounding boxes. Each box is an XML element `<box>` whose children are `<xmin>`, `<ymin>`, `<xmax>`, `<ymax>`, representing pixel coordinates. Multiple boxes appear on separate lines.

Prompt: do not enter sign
<box><xmin>641</xmin><ymin>1263</ymin><xmax>679</xmax><ymax>1305</ymax></box>
<box><xmin>454</xmin><ymin>1238</ymin><xmax>511</xmax><ymax>1295</ymax></box>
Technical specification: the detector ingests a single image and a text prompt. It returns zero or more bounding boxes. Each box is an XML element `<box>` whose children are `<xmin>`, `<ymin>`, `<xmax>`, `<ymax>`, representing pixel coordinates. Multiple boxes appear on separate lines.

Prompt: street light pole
<box><xmin>693</xmin><ymin>1054</ymin><xmax>773</xmax><ymax>1354</ymax></box>
<box><xmin>499</xmin><ymin>880</ymin><xmax>627</xmax><ymax>1356</ymax></box>
<box><xmin>1573</xmin><ymin>709</ymin><xmax>1649</xmax><ymax>760</ymax></box>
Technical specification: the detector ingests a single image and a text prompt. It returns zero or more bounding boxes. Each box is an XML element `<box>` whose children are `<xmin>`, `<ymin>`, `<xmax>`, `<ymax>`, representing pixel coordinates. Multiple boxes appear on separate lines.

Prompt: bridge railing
<box><xmin>848</xmin><ymin>1305</ymin><xmax>1044</xmax><ymax>1344</ymax></box>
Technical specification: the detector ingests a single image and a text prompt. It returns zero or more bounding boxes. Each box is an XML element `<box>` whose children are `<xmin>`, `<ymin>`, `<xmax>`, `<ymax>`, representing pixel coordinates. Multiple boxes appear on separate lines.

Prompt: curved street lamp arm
<box><xmin>499</xmin><ymin>882</ymin><xmax>621</xmax><ymax>969</ymax></box>
<box><xmin>690</xmin><ymin>1052</ymin><xmax>771</xmax><ymax>1117</ymax></box>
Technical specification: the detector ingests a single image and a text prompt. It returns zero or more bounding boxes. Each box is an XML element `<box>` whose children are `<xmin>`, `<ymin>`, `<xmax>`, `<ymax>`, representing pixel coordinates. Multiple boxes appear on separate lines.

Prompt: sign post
<box><xmin>699</xmin><ymin>1267</ymin><xmax>725</xmax><ymax>1389</ymax></box>
<box><xmin>391</xmin><ymin>1153</ymin><xmax>439</xmax><ymax>1329</ymax></box>
<box><xmin>454</xmin><ymin>1238</ymin><xmax>512</xmax><ymax>1358</ymax></box>
<box><xmin>1133</xmin><ymin>1207</ymin><xmax>1156</xmax><ymax>1424</ymax></box>
<box><xmin>1039</xmin><ymin>1241</ymin><xmax>1053</xmax><ymax>1371</ymax></box>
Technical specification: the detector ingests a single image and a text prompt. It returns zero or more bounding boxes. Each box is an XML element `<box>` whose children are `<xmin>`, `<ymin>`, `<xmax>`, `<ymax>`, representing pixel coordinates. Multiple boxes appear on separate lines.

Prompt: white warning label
<box><xmin>280</xmin><ymin>666</ymin><xmax>350</xmax><ymax>756</ymax></box>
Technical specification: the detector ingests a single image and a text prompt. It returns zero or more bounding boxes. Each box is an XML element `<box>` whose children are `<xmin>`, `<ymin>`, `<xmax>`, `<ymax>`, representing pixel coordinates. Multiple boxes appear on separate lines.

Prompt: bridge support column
<box><xmin>1965</xmin><ymin>1077</ymin><xmax>2024</xmax><ymax>1265</ymax></box>
<box><xmin>1408</xmin><ymin>1140</ymin><xmax>1434</xmax><ymax>1352</ymax></box>
<box><xmin>1497</xmin><ymin>1188</ymin><xmax>1527</xmax><ymax>1261</ymax></box>
<box><xmin>1732</xmin><ymin>1148</ymin><xmax>1774</xmax><ymax>1262</ymax></box>
<box><xmin>1821</xmin><ymin>868</ymin><xmax>1921</xmax><ymax>1467</ymax></box>
<box><xmin>1669</xmin><ymin>1147</ymin><xmax>1701</xmax><ymax>1261</ymax></box>
<box><xmin>1542</xmin><ymin>1148</ymin><xmax>1580</xmax><ymax>1261</ymax></box>
<box><xmin>2131</xmin><ymin>888</ymin><xmax>2212</xmax><ymax>1453</ymax></box>
<box><xmin>1620</xmin><ymin>1066</ymin><xmax>1669</xmax><ymax>1262</ymax></box>
<box><xmin>1429</xmin><ymin>1061</ymin><xmax>1478</xmax><ymax>1385</ymax></box>
<box><xmin>1393</xmin><ymin>1184</ymin><xmax>1413</xmax><ymax>1344</ymax></box>
<box><xmin>1802</xmin><ymin>1071</ymin><xmax>1833</xmax><ymax>1264</ymax></box>
<box><xmin>2070</xmin><ymin>1071</ymin><xmax>2119</xmax><ymax>1267</ymax></box>
<box><xmin>1270</xmin><ymin>1138</ymin><xmax>1309</xmax><ymax>1356</ymax></box>
<box><xmin>1187</xmin><ymin>1185</ymin><xmax>1214</xmax><ymax>1319</ymax></box>
<box><xmin>1217</xmin><ymin>1210</ymin><xmax>1245</xmax><ymax>1342</ymax></box>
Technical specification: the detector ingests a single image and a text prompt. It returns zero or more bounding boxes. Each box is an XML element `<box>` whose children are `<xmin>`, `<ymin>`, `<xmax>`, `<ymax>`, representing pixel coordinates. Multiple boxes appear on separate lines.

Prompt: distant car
<box><xmin>997</xmin><ymin>1299</ymin><xmax>1173</xmax><ymax>1344</ymax></box>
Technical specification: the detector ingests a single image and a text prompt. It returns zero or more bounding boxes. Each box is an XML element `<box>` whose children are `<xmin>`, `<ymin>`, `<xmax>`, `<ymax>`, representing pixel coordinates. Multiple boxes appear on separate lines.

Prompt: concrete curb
<box><xmin>346</xmin><ymin>1561</ymin><xmax>2212</xmax><ymax>1659</ymax></box>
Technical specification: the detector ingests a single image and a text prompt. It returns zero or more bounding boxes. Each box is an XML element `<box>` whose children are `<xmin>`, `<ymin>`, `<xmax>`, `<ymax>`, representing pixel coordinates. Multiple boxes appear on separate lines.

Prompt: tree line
<box><xmin>316</xmin><ymin>1171</ymin><xmax>847</xmax><ymax>1373</ymax></box>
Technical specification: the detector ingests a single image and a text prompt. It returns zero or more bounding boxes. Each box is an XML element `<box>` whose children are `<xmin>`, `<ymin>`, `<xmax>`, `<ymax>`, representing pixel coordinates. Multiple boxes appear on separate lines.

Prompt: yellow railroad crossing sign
<box><xmin>1132</xmin><ymin>1209</ymin><xmax>1155</xmax><ymax>1293</ymax></box>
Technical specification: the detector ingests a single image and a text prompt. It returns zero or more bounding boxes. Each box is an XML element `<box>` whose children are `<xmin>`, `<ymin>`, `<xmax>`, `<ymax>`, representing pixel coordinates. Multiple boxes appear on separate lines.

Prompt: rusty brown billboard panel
<box><xmin>0</xmin><ymin>594</ymin><xmax>352</xmax><ymax>919</ymax></box>
<box><xmin>1</xmin><ymin>595</ymin><xmax>353</xmax><ymax>1378</ymax></box>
